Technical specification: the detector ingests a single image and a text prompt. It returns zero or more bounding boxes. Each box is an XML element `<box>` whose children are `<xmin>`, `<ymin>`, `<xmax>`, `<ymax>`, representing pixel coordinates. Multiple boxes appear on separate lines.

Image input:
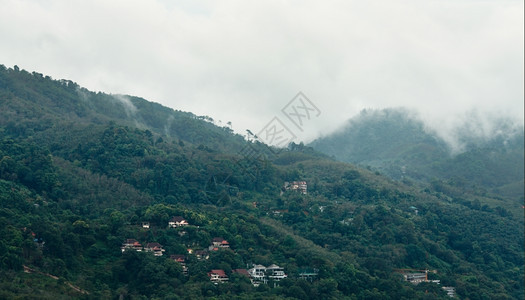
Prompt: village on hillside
<box><xmin>120</xmin><ymin>214</ymin><xmax>301</xmax><ymax>286</ymax></box>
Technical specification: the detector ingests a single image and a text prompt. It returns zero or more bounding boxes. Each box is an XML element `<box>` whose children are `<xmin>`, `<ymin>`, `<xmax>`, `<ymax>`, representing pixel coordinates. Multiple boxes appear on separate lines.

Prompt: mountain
<box><xmin>0</xmin><ymin>65</ymin><xmax>249</xmax><ymax>154</ymax></box>
<box><xmin>309</xmin><ymin>108</ymin><xmax>524</xmax><ymax>204</ymax></box>
<box><xmin>0</xmin><ymin>65</ymin><xmax>523</xmax><ymax>299</ymax></box>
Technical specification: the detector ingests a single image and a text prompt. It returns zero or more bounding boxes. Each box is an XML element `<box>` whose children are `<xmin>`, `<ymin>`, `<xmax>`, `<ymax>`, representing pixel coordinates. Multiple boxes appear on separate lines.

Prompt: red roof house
<box><xmin>208</xmin><ymin>269</ymin><xmax>229</xmax><ymax>283</ymax></box>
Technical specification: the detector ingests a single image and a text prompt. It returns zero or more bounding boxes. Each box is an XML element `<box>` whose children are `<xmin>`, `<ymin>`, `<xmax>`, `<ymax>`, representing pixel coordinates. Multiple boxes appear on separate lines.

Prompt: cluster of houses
<box><xmin>120</xmin><ymin>239</ymin><xmax>165</xmax><ymax>256</ymax></box>
<box><xmin>140</xmin><ymin>216</ymin><xmax>190</xmax><ymax>230</ymax></box>
<box><xmin>121</xmin><ymin>215</ymin><xmax>315</xmax><ymax>288</ymax></box>
<box><xmin>185</xmin><ymin>237</ymin><xmax>230</xmax><ymax>259</ymax></box>
<box><xmin>121</xmin><ymin>216</ymin><xmax>193</xmax><ymax>256</ymax></box>
<box><xmin>121</xmin><ymin>236</ymin><xmax>230</xmax><ymax>257</ymax></box>
<box><xmin>121</xmin><ymin>236</ymin><xmax>231</xmax><ymax>277</ymax></box>
<box><xmin>208</xmin><ymin>264</ymin><xmax>288</xmax><ymax>286</ymax></box>
<box><xmin>122</xmin><ymin>236</ymin><xmax>289</xmax><ymax>287</ymax></box>
<box><xmin>122</xmin><ymin>216</ymin><xmax>233</xmax><ymax>273</ymax></box>
<box><xmin>247</xmin><ymin>264</ymin><xmax>287</xmax><ymax>286</ymax></box>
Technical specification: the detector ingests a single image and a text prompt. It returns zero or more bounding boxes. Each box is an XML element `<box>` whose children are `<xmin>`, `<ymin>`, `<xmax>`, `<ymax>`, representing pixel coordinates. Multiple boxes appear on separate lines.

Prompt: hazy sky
<box><xmin>1</xmin><ymin>0</ymin><xmax>523</xmax><ymax>144</ymax></box>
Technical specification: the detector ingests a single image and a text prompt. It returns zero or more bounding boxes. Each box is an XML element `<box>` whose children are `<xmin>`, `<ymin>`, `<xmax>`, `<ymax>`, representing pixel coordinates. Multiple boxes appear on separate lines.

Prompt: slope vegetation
<box><xmin>0</xmin><ymin>65</ymin><xmax>523</xmax><ymax>299</ymax></box>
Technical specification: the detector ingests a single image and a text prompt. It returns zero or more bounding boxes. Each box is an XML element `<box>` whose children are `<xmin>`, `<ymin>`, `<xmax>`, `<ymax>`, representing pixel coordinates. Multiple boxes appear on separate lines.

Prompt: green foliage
<box><xmin>0</xmin><ymin>65</ymin><xmax>522</xmax><ymax>299</ymax></box>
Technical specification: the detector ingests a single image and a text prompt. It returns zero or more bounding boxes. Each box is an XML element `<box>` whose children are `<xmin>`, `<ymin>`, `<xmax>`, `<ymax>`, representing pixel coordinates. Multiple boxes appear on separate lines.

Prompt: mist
<box><xmin>0</xmin><ymin>0</ymin><xmax>522</xmax><ymax>146</ymax></box>
<box><xmin>320</xmin><ymin>106</ymin><xmax>524</xmax><ymax>155</ymax></box>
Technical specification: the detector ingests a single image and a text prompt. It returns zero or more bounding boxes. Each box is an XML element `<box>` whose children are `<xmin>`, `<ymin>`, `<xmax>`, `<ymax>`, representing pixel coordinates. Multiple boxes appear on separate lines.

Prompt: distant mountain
<box><xmin>309</xmin><ymin>108</ymin><xmax>524</xmax><ymax>202</ymax></box>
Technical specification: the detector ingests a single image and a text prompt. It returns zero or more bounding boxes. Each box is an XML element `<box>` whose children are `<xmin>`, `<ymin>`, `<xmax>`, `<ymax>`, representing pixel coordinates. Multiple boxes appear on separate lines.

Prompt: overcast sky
<box><xmin>0</xmin><ymin>0</ymin><xmax>523</xmax><ymax>145</ymax></box>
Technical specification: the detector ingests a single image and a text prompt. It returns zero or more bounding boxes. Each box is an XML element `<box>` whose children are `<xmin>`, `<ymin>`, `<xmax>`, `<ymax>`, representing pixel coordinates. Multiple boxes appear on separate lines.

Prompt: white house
<box><xmin>247</xmin><ymin>264</ymin><xmax>287</xmax><ymax>285</ymax></box>
<box><xmin>266</xmin><ymin>264</ymin><xmax>287</xmax><ymax>281</ymax></box>
<box><xmin>168</xmin><ymin>216</ymin><xmax>189</xmax><ymax>228</ymax></box>
<box><xmin>248</xmin><ymin>264</ymin><xmax>267</xmax><ymax>284</ymax></box>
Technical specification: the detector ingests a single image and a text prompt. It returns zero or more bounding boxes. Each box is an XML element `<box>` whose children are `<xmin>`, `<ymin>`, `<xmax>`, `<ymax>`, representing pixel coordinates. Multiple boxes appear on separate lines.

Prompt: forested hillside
<box><xmin>0</xmin><ymin>65</ymin><xmax>523</xmax><ymax>299</ymax></box>
<box><xmin>309</xmin><ymin>108</ymin><xmax>524</xmax><ymax>205</ymax></box>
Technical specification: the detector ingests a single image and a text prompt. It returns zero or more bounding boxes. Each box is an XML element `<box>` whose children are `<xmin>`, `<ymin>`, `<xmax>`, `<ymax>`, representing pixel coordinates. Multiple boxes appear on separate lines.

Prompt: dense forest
<box><xmin>0</xmin><ymin>65</ymin><xmax>523</xmax><ymax>299</ymax></box>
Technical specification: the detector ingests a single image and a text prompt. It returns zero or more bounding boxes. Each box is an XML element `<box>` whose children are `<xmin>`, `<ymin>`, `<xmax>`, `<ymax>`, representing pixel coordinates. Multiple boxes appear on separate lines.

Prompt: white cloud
<box><xmin>0</xmin><ymin>0</ymin><xmax>522</xmax><ymax>144</ymax></box>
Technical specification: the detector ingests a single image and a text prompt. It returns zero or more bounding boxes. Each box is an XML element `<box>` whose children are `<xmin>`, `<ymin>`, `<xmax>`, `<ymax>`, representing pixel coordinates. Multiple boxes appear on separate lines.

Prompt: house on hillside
<box><xmin>394</xmin><ymin>269</ymin><xmax>435</xmax><ymax>284</ymax></box>
<box><xmin>170</xmin><ymin>255</ymin><xmax>188</xmax><ymax>275</ymax></box>
<box><xmin>266</xmin><ymin>264</ymin><xmax>287</xmax><ymax>281</ymax></box>
<box><xmin>404</xmin><ymin>272</ymin><xmax>427</xmax><ymax>284</ymax></box>
<box><xmin>195</xmin><ymin>250</ymin><xmax>209</xmax><ymax>260</ymax></box>
<box><xmin>168</xmin><ymin>216</ymin><xmax>189</xmax><ymax>228</ymax></box>
<box><xmin>210</xmin><ymin>237</ymin><xmax>230</xmax><ymax>250</ymax></box>
<box><xmin>121</xmin><ymin>239</ymin><xmax>143</xmax><ymax>253</ymax></box>
<box><xmin>208</xmin><ymin>269</ymin><xmax>228</xmax><ymax>283</ymax></box>
<box><xmin>170</xmin><ymin>254</ymin><xmax>186</xmax><ymax>264</ymax></box>
<box><xmin>248</xmin><ymin>264</ymin><xmax>287</xmax><ymax>286</ymax></box>
<box><xmin>248</xmin><ymin>264</ymin><xmax>267</xmax><ymax>285</ymax></box>
<box><xmin>144</xmin><ymin>242</ymin><xmax>165</xmax><ymax>256</ymax></box>
<box><xmin>283</xmin><ymin>181</ymin><xmax>307</xmax><ymax>194</ymax></box>
<box><xmin>141</xmin><ymin>222</ymin><xmax>150</xmax><ymax>229</ymax></box>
